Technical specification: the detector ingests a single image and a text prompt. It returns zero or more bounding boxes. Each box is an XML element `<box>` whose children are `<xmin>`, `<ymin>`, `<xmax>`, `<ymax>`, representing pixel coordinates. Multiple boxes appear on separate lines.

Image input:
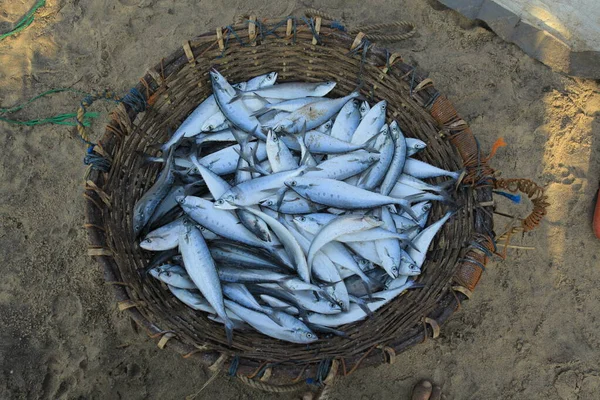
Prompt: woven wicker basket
<box><xmin>83</xmin><ymin>14</ymin><xmax>547</xmax><ymax>391</ymax></box>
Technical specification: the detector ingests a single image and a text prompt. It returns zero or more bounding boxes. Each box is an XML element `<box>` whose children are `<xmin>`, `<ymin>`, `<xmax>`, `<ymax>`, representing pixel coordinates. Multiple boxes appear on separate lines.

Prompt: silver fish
<box><xmin>351</xmin><ymin>100</ymin><xmax>386</xmax><ymax>144</ymax></box>
<box><xmin>239</xmin><ymin>206</ymin><xmax>310</xmax><ymax>283</ymax></box>
<box><xmin>266</xmin><ymin>129</ymin><xmax>298</xmax><ymax>172</ymax></box>
<box><xmin>285</xmin><ymin>177</ymin><xmax>419</xmax><ymax>219</ymax></box>
<box><xmin>215</xmin><ymin>165</ymin><xmax>309</xmax><ymax>210</ymax></box>
<box><xmin>330</xmin><ymin>99</ymin><xmax>361</xmax><ymax>143</ymax></box>
<box><xmin>245</xmin><ymin>81</ymin><xmax>336</xmax><ymax>100</ymax></box>
<box><xmin>404</xmin><ymin>158</ymin><xmax>463</xmax><ymax>180</ymax></box>
<box><xmin>179</xmin><ymin>220</ymin><xmax>234</xmax><ymax>343</ymax></box>
<box><xmin>306</xmin><ymin>280</ymin><xmax>418</xmax><ymax>327</ymax></box>
<box><xmin>149</xmin><ymin>264</ymin><xmax>196</xmax><ymax>289</ymax></box>
<box><xmin>133</xmin><ymin>148</ymin><xmax>176</xmax><ymax>237</ymax></box>
<box><xmin>224</xmin><ymin>300</ymin><xmax>317</xmax><ymax>343</ymax></box>
<box><xmin>357</xmin><ymin>124</ymin><xmax>394</xmax><ymax>190</ymax></box>
<box><xmin>380</xmin><ymin>120</ymin><xmax>408</xmax><ymax>196</ymax></box>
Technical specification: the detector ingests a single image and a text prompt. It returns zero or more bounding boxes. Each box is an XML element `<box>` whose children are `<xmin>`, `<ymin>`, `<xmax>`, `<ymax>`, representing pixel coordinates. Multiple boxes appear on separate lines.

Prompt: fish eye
<box><xmin>299</xmin><ymin>216</ymin><xmax>306</xmax><ymax>222</ymax></box>
<box><xmin>381</xmin><ymin>104</ymin><xmax>387</xmax><ymax>110</ymax></box>
<box><xmin>289</xmin><ymin>180</ymin><xmax>297</xmax><ymax>186</ymax></box>
<box><xmin>215</xmin><ymin>199</ymin><xmax>224</xmax><ymax>205</ymax></box>
<box><xmin>267</xmin><ymin>200</ymin><xmax>274</xmax><ymax>206</ymax></box>
<box><xmin>272</xmin><ymin>135</ymin><xmax>279</xmax><ymax>142</ymax></box>
<box><xmin>164</xmin><ymin>271</ymin><xmax>172</xmax><ymax>277</ymax></box>
<box><xmin>368</xmin><ymin>156</ymin><xmax>376</xmax><ymax>162</ymax></box>
<box><xmin>207</xmin><ymin>125</ymin><xmax>214</xmax><ymax>130</ymax></box>
<box><xmin>306</xmin><ymin>332</ymin><xmax>316</xmax><ymax>339</ymax></box>
<box><xmin>392</xmin><ymin>266</ymin><xmax>399</xmax><ymax>273</ymax></box>
<box><xmin>423</xmin><ymin>204</ymin><xmax>431</xmax><ymax>211</ymax></box>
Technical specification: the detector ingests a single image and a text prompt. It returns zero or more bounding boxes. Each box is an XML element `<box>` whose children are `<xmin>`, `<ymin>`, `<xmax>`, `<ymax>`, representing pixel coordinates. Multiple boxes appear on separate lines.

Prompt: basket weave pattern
<box><xmin>84</xmin><ymin>18</ymin><xmax>494</xmax><ymax>383</ymax></box>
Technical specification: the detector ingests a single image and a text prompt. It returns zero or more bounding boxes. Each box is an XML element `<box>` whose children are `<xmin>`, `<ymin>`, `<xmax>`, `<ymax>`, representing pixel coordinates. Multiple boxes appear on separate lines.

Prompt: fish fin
<box><xmin>226</xmin><ymin>89</ymin><xmax>246</xmax><ymax>104</ymax></box>
<box><xmin>250</xmin><ymin>107</ymin><xmax>269</xmax><ymax>117</ymax></box>
<box><xmin>137</xmin><ymin>151</ymin><xmax>161</xmax><ymax>168</ymax></box>
<box><xmin>230</xmin><ymin>125</ymin><xmax>250</xmax><ymax>146</ymax></box>
<box><xmin>274</xmin><ymin>187</ymin><xmax>288</xmax><ymax>211</ymax></box>
<box><xmin>361</xmin><ymin>134</ymin><xmax>380</xmax><ymax>152</ymax></box>
<box><xmin>265</xmin><ymin>311</ymin><xmax>284</xmax><ymax>326</ymax></box>
<box><xmin>356</xmin><ymin>300</ymin><xmax>374</xmax><ymax>317</ymax></box>
<box><xmin>300</xmin><ymin>166</ymin><xmax>323</xmax><ymax>175</ymax></box>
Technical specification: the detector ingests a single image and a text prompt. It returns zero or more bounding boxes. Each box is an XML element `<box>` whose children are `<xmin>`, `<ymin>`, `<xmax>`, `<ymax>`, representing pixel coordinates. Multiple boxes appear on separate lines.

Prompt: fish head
<box><xmin>376</xmin><ymin>100</ymin><xmax>387</xmax><ymax>115</ymax></box>
<box><xmin>411</xmin><ymin>139</ymin><xmax>427</xmax><ymax>151</ymax></box>
<box><xmin>139</xmin><ymin>237</ymin><xmax>154</xmax><ymax>250</ymax></box>
<box><xmin>231</xmin><ymin>81</ymin><xmax>247</xmax><ymax>91</ymax></box>
<box><xmin>290</xmin><ymin>328</ymin><xmax>319</xmax><ymax>343</ymax></box>
<box><xmin>315</xmin><ymin>81</ymin><xmax>337</xmax><ymax>96</ymax></box>
<box><xmin>419</xmin><ymin>202</ymin><xmax>432</xmax><ymax>213</ymax></box>
<box><xmin>209</xmin><ymin>69</ymin><xmax>225</xmax><ymax>87</ymax></box>
<box><xmin>258</xmin><ymin>197</ymin><xmax>276</xmax><ymax>208</ymax></box>
<box><xmin>272</xmin><ymin>119</ymin><xmax>292</xmax><ymax>134</ymax></box>
<box><xmin>263</xmin><ymin>72</ymin><xmax>278</xmax><ymax>86</ymax></box>
<box><xmin>359</xmin><ymin>101</ymin><xmax>370</xmax><ymax>117</ymax></box>
<box><xmin>148</xmin><ymin>267</ymin><xmax>161</xmax><ymax>279</ymax></box>
<box><xmin>213</xmin><ymin>195</ymin><xmax>238</xmax><ymax>210</ymax></box>
<box><xmin>398</xmin><ymin>258</ymin><xmax>421</xmax><ymax>276</ymax></box>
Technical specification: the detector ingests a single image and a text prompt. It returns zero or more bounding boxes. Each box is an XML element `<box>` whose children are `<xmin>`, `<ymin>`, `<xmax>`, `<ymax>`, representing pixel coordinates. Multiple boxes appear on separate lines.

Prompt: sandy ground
<box><xmin>1</xmin><ymin>0</ymin><xmax>600</xmax><ymax>399</ymax></box>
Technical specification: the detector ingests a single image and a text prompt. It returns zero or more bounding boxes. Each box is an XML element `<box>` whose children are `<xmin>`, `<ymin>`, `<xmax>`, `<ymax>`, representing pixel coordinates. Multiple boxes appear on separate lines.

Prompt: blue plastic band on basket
<box><xmin>121</xmin><ymin>87</ymin><xmax>147</xmax><ymax>113</ymax></box>
<box><xmin>409</xmin><ymin>68</ymin><xmax>417</xmax><ymax>96</ymax></box>
<box><xmin>247</xmin><ymin>19</ymin><xmax>266</xmax><ymax>42</ymax></box>
<box><xmin>300</xmin><ymin>16</ymin><xmax>322</xmax><ymax>45</ymax></box>
<box><xmin>228</xmin><ymin>355</ymin><xmax>240</xmax><ymax>376</ymax></box>
<box><xmin>316</xmin><ymin>358</ymin><xmax>333</xmax><ymax>385</ymax></box>
<box><xmin>493</xmin><ymin>190</ymin><xmax>521</xmax><ymax>204</ymax></box>
<box><xmin>469</xmin><ymin>240</ymin><xmax>494</xmax><ymax>257</ymax></box>
<box><xmin>262</xmin><ymin>17</ymin><xmax>290</xmax><ymax>39</ymax></box>
<box><xmin>424</xmin><ymin>91</ymin><xmax>442</xmax><ymax>109</ymax></box>
<box><xmin>84</xmin><ymin>144</ymin><xmax>111</xmax><ymax>172</ymax></box>
<box><xmin>331</xmin><ymin>21</ymin><xmax>346</xmax><ymax>31</ymax></box>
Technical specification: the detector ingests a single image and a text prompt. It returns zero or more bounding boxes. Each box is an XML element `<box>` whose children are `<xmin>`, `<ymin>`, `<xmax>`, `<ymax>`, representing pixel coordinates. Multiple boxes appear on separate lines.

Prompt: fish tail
<box><xmin>395</xmin><ymin>199</ymin><xmax>420</xmax><ymax>222</ymax></box>
<box><xmin>224</xmin><ymin>318</ymin><xmax>235</xmax><ymax>345</ymax></box>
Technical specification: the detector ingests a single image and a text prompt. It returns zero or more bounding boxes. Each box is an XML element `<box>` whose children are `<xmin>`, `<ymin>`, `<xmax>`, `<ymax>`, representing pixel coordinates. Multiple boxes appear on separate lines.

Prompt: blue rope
<box><xmin>424</xmin><ymin>91</ymin><xmax>441</xmax><ymax>109</ymax></box>
<box><xmin>316</xmin><ymin>358</ymin><xmax>332</xmax><ymax>385</ymax></box>
<box><xmin>121</xmin><ymin>88</ymin><xmax>147</xmax><ymax>113</ymax></box>
<box><xmin>228</xmin><ymin>356</ymin><xmax>240</xmax><ymax>376</ymax></box>
<box><xmin>469</xmin><ymin>240</ymin><xmax>494</xmax><ymax>257</ymax></box>
<box><xmin>300</xmin><ymin>16</ymin><xmax>322</xmax><ymax>45</ymax></box>
<box><xmin>331</xmin><ymin>21</ymin><xmax>346</xmax><ymax>31</ymax></box>
<box><xmin>409</xmin><ymin>68</ymin><xmax>417</xmax><ymax>96</ymax></box>
<box><xmin>84</xmin><ymin>144</ymin><xmax>111</xmax><ymax>172</ymax></box>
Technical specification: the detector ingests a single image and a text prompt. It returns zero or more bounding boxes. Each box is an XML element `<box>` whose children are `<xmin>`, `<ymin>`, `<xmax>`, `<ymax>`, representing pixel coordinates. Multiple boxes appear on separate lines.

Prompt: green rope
<box><xmin>0</xmin><ymin>112</ymin><xmax>99</xmax><ymax>127</ymax></box>
<box><xmin>0</xmin><ymin>0</ymin><xmax>47</xmax><ymax>42</ymax></box>
<box><xmin>0</xmin><ymin>88</ymin><xmax>98</xmax><ymax>127</ymax></box>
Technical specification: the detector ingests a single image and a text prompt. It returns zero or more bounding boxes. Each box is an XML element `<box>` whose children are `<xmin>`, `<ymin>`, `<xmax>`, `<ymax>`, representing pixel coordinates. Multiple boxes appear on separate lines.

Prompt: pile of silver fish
<box><xmin>133</xmin><ymin>69</ymin><xmax>460</xmax><ymax>344</ymax></box>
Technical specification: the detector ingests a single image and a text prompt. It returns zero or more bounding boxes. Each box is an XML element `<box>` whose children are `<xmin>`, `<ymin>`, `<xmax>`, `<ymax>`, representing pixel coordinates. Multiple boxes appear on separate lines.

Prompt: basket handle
<box><xmin>493</xmin><ymin>178</ymin><xmax>549</xmax><ymax>241</ymax></box>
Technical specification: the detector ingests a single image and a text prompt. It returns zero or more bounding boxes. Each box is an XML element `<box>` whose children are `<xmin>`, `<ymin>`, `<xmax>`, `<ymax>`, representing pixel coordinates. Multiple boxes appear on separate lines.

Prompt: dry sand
<box><xmin>1</xmin><ymin>0</ymin><xmax>600</xmax><ymax>399</ymax></box>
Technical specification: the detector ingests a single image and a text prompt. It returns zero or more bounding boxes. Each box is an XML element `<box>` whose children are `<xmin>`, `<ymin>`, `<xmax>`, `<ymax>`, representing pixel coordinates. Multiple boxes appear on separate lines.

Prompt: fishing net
<box><xmin>83</xmin><ymin>14</ymin><xmax>525</xmax><ymax>388</ymax></box>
